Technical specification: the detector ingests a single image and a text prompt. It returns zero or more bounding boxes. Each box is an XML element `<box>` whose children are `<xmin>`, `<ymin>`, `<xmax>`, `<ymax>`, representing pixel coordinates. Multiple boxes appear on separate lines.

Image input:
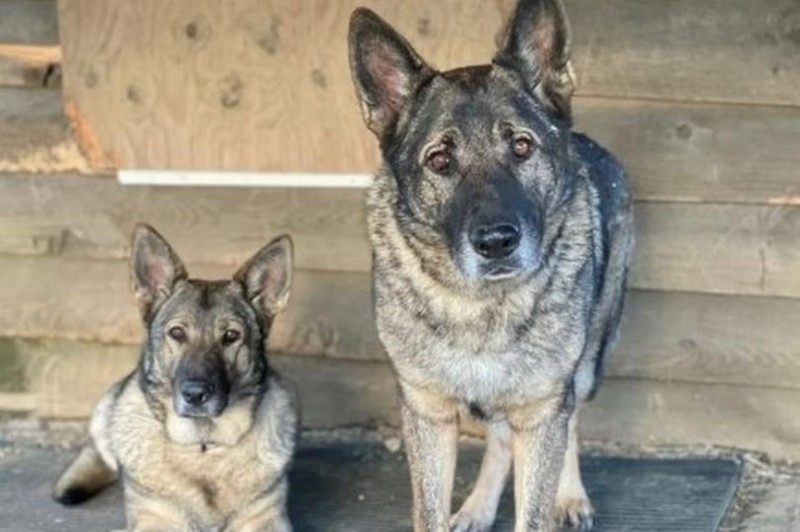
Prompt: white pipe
<box><xmin>118</xmin><ymin>170</ymin><xmax>373</xmax><ymax>188</ymax></box>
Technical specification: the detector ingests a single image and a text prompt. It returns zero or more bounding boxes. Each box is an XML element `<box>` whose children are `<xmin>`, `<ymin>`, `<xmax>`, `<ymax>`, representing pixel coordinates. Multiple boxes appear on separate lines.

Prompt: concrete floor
<box><xmin>0</xmin><ymin>420</ymin><xmax>798</xmax><ymax>531</ymax></box>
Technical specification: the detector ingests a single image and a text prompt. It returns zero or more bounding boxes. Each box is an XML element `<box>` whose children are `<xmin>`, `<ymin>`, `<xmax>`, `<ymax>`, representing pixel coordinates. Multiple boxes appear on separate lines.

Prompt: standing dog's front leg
<box><xmin>509</xmin><ymin>395</ymin><xmax>573</xmax><ymax>532</ymax></box>
<box><xmin>399</xmin><ymin>381</ymin><xmax>459</xmax><ymax>532</ymax></box>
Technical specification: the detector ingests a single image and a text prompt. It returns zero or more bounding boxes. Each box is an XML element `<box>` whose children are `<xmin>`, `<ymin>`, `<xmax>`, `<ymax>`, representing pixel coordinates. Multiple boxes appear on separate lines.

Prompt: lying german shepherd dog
<box><xmin>348</xmin><ymin>0</ymin><xmax>633</xmax><ymax>529</ymax></box>
<box><xmin>53</xmin><ymin>224</ymin><xmax>298</xmax><ymax>531</ymax></box>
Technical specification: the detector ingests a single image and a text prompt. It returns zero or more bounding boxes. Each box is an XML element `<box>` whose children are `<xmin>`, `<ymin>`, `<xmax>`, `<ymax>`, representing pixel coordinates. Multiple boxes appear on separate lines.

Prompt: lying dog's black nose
<box><xmin>470</xmin><ymin>223</ymin><xmax>521</xmax><ymax>259</ymax></box>
<box><xmin>180</xmin><ymin>379</ymin><xmax>215</xmax><ymax>406</ymax></box>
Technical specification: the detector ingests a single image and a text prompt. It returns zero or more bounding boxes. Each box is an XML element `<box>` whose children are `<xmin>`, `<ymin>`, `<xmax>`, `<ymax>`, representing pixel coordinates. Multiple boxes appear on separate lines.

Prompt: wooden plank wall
<box><xmin>0</xmin><ymin>0</ymin><xmax>799</xmax><ymax>457</ymax></box>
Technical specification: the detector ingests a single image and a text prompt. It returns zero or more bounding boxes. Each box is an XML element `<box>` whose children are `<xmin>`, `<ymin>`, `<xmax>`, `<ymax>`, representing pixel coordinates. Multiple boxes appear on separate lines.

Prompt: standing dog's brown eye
<box><xmin>168</xmin><ymin>326</ymin><xmax>186</xmax><ymax>343</ymax></box>
<box><xmin>222</xmin><ymin>329</ymin><xmax>241</xmax><ymax>346</ymax></box>
<box><xmin>426</xmin><ymin>150</ymin><xmax>451</xmax><ymax>173</ymax></box>
<box><xmin>512</xmin><ymin>137</ymin><xmax>533</xmax><ymax>158</ymax></box>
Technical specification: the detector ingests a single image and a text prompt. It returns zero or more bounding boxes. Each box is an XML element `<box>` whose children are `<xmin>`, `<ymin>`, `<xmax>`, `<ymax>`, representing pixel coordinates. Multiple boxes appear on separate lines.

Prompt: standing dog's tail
<box><xmin>52</xmin><ymin>443</ymin><xmax>117</xmax><ymax>505</ymax></box>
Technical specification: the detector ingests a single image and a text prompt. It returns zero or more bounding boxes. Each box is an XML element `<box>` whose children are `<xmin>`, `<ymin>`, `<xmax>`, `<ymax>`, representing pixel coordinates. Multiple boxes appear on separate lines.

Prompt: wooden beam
<box><xmin>0</xmin><ymin>45</ymin><xmax>61</xmax><ymax>66</ymax></box>
<box><xmin>2</xmin><ymin>175</ymin><xmax>800</xmax><ymax>297</ymax></box>
<box><xmin>57</xmin><ymin>0</ymin><xmax>800</xmax><ymax>172</ymax></box>
<box><xmin>1</xmin><ymin>256</ymin><xmax>799</xmax><ymax>390</ymax></box>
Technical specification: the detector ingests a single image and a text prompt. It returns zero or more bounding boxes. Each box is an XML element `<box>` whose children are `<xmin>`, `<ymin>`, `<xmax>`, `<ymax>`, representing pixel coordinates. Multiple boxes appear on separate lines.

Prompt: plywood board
<box><xmin>57</xmin><ymin>0</ymin><xmax>800</xmax><ymax>172</ymax></box>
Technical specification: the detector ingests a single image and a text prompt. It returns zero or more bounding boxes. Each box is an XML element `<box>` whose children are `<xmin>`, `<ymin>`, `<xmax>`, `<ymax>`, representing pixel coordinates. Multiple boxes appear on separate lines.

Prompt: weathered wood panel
<box><xmin>568</xmin><ymin>0</ymin><xmax>800</xmax><ymax>106</ymax></box>
<box><xmin>575</xmin><ymin>99</ymin><xmax>800</xmax><ymax>205</ymax></box>
<box><xmin>13</xmin><ymin>339</ymin><xmax>800</xmax><ymax>459</ymax></box>
<box><xmin>583</xmin><ymin>378</ymin><xmax>800</xmax><ymax>460</ymax></box>
<box><xmin>2</xmin><ymin>256</ymin><xmax>799</xmax><ymax>389</ymax></box>
<box><xmin>2</xmin><ymin>175</ymin><xmax>800</xmax><ymax>297</ymax></box>
<box><xmin>58</xmin><ymin>0</ymin><xmax>800</xmax><ymax>172</ymax></box>
<box><xmin>630</xmin><ymin>202</ymin><xmax>800</xmax><ymax>298</ymax></box>
<box><xmin>0</xmin><ymin>89</ymin><xmax>86</xmax><ymax>171</ymax></box>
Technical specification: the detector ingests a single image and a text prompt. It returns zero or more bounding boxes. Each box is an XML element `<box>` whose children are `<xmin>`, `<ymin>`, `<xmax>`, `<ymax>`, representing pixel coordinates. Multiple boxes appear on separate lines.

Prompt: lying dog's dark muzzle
<box><xmin>174</xmin><ymin>378</ymin><xmax>228</xmax><ymax>418</ymax></box>
<box><xmin>445</xmin><ymin>171</ymin><xmax>542</xmax><ymax>282</ymax></box>
<box><xmin>173</xmin><ymin>355</ymin><xmax>229</xmax><ymax>418</ymax></box>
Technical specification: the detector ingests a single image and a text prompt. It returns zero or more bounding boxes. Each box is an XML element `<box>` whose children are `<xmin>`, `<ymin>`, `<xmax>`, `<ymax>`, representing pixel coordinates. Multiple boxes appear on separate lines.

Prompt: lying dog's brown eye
<box><xmin>426</xmin><ymin>150</ymin><xmax>451</xmax><ymax>173</ymax></box>
<box><xmin>222</xmin><ymin>329</ymin><xmax>241</xmax><ymax>346</ymax></box>
<box><xmin>168</xmin><ymin>326</ymin><xmax>186</xmax><ymax>343</ymax></box>
<box><xmin>512</xmin><ymin>137</ymin><xmax>533</xmax><ymax>158</ymax></box>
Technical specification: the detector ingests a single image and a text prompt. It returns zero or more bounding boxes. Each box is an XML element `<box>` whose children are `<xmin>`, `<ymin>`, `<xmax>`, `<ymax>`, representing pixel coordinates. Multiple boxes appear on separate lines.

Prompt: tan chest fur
<box><xmin>106</xmin><ymin>379</ymin><xmax>292</xmax><ymax>527</ymax></box>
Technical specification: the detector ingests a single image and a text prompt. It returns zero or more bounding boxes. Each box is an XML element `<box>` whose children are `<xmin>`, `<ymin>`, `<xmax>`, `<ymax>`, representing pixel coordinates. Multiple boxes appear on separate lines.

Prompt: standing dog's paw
<box><xmin>554</xmin><ymin>495</ymin><xmax>595</xmax><ymax>530</ymax></box>
<box><xmin>450</xmin><ymin>504</ymin><xmax>495</xmax><ymax>532</ymax></box>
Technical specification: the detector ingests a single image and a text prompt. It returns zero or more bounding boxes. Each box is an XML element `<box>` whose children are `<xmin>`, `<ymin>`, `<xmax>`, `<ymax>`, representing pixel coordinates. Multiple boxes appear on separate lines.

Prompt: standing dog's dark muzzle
<box><xmin>469</xmin><ymin>222</ymin><xmax>521</xmax><ymax>259</ymax></box>
<box><xmin>446</xmin><ymin>171</ymin><xmax>542</xmax><ymax>282</ymax></box>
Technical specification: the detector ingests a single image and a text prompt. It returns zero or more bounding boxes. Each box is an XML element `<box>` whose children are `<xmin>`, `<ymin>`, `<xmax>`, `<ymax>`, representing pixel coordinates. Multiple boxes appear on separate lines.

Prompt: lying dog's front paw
<box><xmin>554</xmin><ymin>495</ymin><xmax>595</xmax><ymax>530</ymax></box>
<box><xmin>450</xmin><ymin>504</ymin><xmax>495</xmax><ymax>532</ymax></box>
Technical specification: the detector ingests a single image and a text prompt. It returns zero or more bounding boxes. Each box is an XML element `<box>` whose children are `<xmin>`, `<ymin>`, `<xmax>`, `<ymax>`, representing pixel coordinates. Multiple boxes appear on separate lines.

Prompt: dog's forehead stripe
<box><xmin>440</xmin><ymin>64</ymin><xmax>493</xmax><ymax>92</ymax></box>
<box><xmin>155</xmin><ymin>280</ymin><xmax>258</xmax><ymax>329</ymax></box>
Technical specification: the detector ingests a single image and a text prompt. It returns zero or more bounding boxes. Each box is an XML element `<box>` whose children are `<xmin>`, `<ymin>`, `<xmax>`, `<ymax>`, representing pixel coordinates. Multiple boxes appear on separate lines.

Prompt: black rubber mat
<box><xmin>0</xmin><ymin>443</ymin><xmax>741</xmax><ymax>531</ymax></box>
<box><xmin>288</xmin><ymin>443</ymin><xmax>742</xmax><ymax>532</ymax></box>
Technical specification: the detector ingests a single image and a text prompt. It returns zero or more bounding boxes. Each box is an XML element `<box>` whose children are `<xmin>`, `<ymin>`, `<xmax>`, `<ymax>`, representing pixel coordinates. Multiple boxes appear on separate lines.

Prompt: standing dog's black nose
<box><xmin>180</xmin><ymin>380</ymin><xmax>215</xmax><ymax>406</ymax></box>
<box><xmin>470</xmin><ymin>223</ymin><xmax>521</xmax><ymax>259</ymax></box>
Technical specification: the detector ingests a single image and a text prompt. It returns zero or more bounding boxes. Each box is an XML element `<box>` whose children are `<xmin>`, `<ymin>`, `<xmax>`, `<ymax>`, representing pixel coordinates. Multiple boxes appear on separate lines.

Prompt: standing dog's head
<box><xmin>131</xmin><ymin>224</ymin><xmax>292</xmax><ymax>421</ymax></box>
<box><xmin>349</xmin><ymin>0</ymin><xmax>576</xmax><ymax>285</ymax></box>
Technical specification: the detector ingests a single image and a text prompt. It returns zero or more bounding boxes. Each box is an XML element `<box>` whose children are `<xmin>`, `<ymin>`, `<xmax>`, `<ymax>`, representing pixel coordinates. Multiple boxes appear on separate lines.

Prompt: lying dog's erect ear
<box><xmin>130</xmin><ymin>224</ymin><xmax>187</xmax><ymax>319</ymax></box>
<box><xmin>235</xmin><ymin>235</ymin><xmax>293</xmax><ymax>317</ymax></box>
<box><xmin>348</xmin><ymin>8</ymin><xmax>433</xmax><ymax>138</ymax></box>
<box><xmin>495</xmin><ymin>0</ymin><xmax>575</xmax><ymax>121</ymax></box>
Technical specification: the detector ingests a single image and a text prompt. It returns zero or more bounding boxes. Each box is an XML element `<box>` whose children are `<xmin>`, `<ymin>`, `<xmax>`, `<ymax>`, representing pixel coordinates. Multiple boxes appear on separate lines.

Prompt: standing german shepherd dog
<box><xmin>52</xmin><ymin>225</ymin><xmax>298</xmax><ymax>531</ymax></box>
<box><xmin>349</xmin><ymin>0</ymin><xmax>633</xmax><ymax>530</ymax></box>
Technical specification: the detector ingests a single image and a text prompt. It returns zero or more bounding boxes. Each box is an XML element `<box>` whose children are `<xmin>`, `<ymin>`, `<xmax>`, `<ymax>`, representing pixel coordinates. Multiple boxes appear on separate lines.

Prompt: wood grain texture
<box><xmin>57</xmin><ymin>0</ymin><xmax>800</xmax><ymax>172</ymax></box>
<box><xmin>15</xmin><ymin>339</ymin><xmax>800</xmax><ymax>459</ymax></box>
<box><xmin>2</xmin><ymin>175</ymin><xmax>800</xmax><ymax>297</ymax></box>
<box><xmin>2</xmin><ymin>255</ymin><xmax>799</xmax><ymax>389</ymax></box>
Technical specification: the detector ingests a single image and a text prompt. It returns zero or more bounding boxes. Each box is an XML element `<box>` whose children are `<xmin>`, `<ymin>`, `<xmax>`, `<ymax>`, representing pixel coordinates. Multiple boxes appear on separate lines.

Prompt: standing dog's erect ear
<box><xmin>348</xmin><ymin>8</ymin><xmax>434</xmax><ymax>138</ymax></box>
<box><xmin>130</xmin><ymin>224</ymin><xmax>187</xmax><ymax>319</ymax></box>
<box><xmin>495</xmin><ymin>0</ymin><xmax>575</xmax><ymax>121</ymax></box>
<box><xmin>235</xmin><ymin>235</ymin><xmax>294</xmax><ymax>317</ymax></box>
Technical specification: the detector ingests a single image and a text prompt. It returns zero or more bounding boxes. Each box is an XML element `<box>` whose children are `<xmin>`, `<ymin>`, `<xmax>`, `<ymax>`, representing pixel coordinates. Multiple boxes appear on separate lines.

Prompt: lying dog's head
<box><xmin>130</xmin><ymin>224</ymin><xmax>292</xmax><ymax>420</ymax></box>
<box><xmin>349</xmin><ymin>0</ymin><xmax>576</xmax><ymax>285</ymax></box>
